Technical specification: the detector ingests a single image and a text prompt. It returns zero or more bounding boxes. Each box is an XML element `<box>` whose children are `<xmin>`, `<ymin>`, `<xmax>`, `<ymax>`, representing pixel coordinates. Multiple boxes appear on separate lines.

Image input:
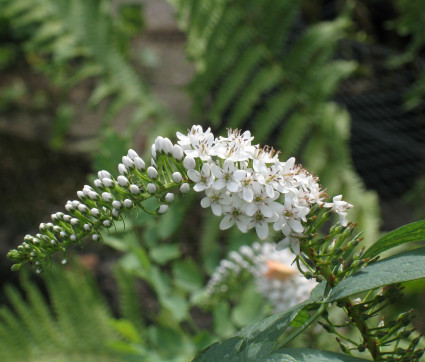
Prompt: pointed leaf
<box><xmin>364</xmin><ymin>219</ymin><xmax>425</xmax><ymax>258</ymax></box>
<box><xmin>330</xmin><ymin>247</ymin><xmax>425</xmax><ymax>302</ymax></box>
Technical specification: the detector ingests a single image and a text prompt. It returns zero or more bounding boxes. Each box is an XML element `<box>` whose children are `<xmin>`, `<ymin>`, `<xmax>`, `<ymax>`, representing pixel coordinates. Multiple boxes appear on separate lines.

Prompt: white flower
<box><xmin>187</xmin><ymin>163</ymin><xmax>214</xmax><ymax>192</ymax></box>
<box><xmin>219</xmin><ymin>201</ymin><xmax>249</xmax><ymax>233</ymax></box>
<box><xmin>323</xmin><ymin>195</ymin><xmax>353</xmax><ymax>226</ymax></box>
<box><xmin>211</xmin><ymin>160</ymin><xmax>246</xmax><ymax>192</ymax></box>
<box><xmin>247</xmin><ymin>211</ymin><xmax>277</xmax><ymax>240</ymax></box>
<box><xmin>200</xmin><ymin>188</ymin><xmax>232</xmax><ymax>216</ymax></box>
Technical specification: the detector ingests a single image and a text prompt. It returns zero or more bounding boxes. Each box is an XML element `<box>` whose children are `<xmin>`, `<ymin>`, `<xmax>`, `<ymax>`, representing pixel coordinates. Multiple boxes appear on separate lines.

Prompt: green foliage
<box><xmin>0</xmin><ymin>266</ymin><xmax>120</xmax><ymax>361</ymax></box>
<box><xmin>329</xmin><ymin>246</ymin><xmax>425</xmax><ymax>302</ymax></box>
<box><xmin>392</xmin><ymin>0</ymin><xmax>425</xmax><ymax>109</ymax></box>
<box><xmin>364</xmin><ymin>219</ymin><xmax>425</xmax><ymax>258</ymax></box>
<box><xmin>170</xmin><ymin>0</ymin><xmax>380</xmax><ymax>242</ymax></box>
<box><xmin>0</xmin><ymin>0</ymin><xmax>173</xmax><ymax>158</ymax></box>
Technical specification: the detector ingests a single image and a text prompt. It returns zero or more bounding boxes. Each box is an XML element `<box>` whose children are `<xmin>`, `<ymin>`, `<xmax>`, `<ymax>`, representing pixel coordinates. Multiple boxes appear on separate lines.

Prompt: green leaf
<box><xmin>194</xmin><ymin>283</ymin><xmax>326</xmax><ymax>361</ymax></box>
<box><xmin>364</xmin><ymin>219</ymin><xmax>425</xmax><ymax>258</ymax></box>
<box><xmin>109</xmin><ymin>319</ymin><xmax>141</xmax><ymax>343</ymax></box>
<box><xmin>231</xmin><ymin>285</ymin><xmax>268</xmax><ymax>327</ymax></box>
<box><xmin>150</xmin><ymin>244</ymin><xmax>181</xmax><ymax>265</ymax></box>
<box><xmin>329</xmin><ymin>247</ymin><xmax>425</xmax><ymax>302</ymax></box>
<box><xmin>172</xmin><ymin>258</ymin><xmax>203</xmax><ymax>292</ymax></box>
<box><xmin>272</xmin><ymin>348</ymin><xmax>368</xmax><ymax>361</ymax></box>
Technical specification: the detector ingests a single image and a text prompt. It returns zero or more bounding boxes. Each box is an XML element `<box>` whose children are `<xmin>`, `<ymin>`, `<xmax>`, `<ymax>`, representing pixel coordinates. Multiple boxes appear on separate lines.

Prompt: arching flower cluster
<box><xmin>179</xmin><ymin>125</ymin><xmax>353</xmax><ymax>253</ymax></box>
<box><xmin>206</xmin><ymin>242</ymin><xmax>317</xmax><ymax>312</ymax></box>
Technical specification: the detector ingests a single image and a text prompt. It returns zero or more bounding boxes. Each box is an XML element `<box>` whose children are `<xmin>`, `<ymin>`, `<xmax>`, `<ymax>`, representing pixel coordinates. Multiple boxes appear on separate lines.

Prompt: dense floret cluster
<box><xmin>179</xmin><ymin>126</ymin><xmax>352</xmax><ymax>253</ymax></box>
<box><xmin>206</xmin><ymin>242</ymin><xmax>317</xmax><ymax>312</ymax></box>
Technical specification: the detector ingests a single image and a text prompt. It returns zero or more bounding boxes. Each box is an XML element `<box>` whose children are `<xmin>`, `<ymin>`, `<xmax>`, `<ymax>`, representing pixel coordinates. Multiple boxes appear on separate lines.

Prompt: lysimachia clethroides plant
<box><xmin>8</xmin><ymin>126</ymin><xmax>425</xmax><ymax>361</ymax></box>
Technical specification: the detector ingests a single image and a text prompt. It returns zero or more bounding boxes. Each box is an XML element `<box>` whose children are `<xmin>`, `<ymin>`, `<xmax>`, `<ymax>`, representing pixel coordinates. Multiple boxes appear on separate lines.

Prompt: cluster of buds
<box><xmin>206</xmin><ymin>242</ymin><xmax>317</xmax><ymax>312</ymax></box>
<box><xmin>321</xmin><ymin>284</ymin><xmax>424</xmax><ymax>360</ymax></box>
<box><xmin>8</xmin><ymin>125</ymin><xmax>352</xmax><ymax>271</ymax></box>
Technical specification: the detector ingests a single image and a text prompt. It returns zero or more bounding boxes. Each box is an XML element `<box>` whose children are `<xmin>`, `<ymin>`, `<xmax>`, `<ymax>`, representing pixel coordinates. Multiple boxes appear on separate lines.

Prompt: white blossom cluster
<box><xmin>206</xmin><ymin>242</ymin><xmax>317</xmax><ymax>312</ymax></box>
<box><xmin>179</xmin><ymin>125</ymin><xmax>353</xmax><ymax>254</ymax></box>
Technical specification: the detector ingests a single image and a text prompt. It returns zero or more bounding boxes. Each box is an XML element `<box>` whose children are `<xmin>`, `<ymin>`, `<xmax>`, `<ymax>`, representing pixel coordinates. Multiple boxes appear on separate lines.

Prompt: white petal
<box><xmin>260</xmin><ymin>204</ymin><xmax>273</xmax><ymax>218</ymax></box>
<box><xmin>255</xmin><ymin>222</ymin><xmax>269</xmax><ymax>240</ymax></box>
<box><xmin>193</xmin><ymin>183</ymin><xmax>207</xmax><ymax>192</ymax></box>
<box><xmin>213</xmin><ymin>179</ymin><xmax>226</xmax><ymax>190</ymax></box>
<box><xmin>187</xmin><ymin>169</ymin><xmax>200</xmax><ymax>182</ymax></box>
<box><xmin>243</xmin><ymin>187</ymin><xmax>254</xmax><ymax>203</ymax></box>
<box><xmin>265</xmin><ymin>184</ymin><xmax>275</xmax><ymax>198</ymax></box>
<box><xmin>289</xmin><ymin>219</ymin><xmax>304</xmax><ymax>233</ymax></box>
<box><xmin>226</xmin><ymin>181</ymin><xmax>240</xmax><ymax>193</ymax></box>
<box><xmin>211</xmin><ymin>164</ymin><xmax>223</xmax><ymax>178</ymax></box>
<box><xmin>291</xmin><ymin>239</ymin><xmax>301</xmax><ymax>255</ymax></box>
<box><xmin>236</xmin><ymin>218</ymin><xmax>249</xmax><ymax>233</ymax></box>
<box><xmin>219</xmin><ymin>215</ymin><xmax>234</xmax><ymax>230</ymax></box>
<box><xmin>211</xmin><ymin>203</ymin><xmax>222</xmax><ymax>216</ymax></box>
<box><xmin>200</xmin><ymin>197</ymin><xmax>211</xmax><ymax>208</ymax></box>
<box><xmin>276</xmin><ymin>237</ymin><xmax>291</xmax><ymax>250</ymax></box>
<box><xmin>245</xmin><ymin>203</ymin><xmax>257</xmax><ymax>216</ymax></box>
<box><xmin>233</xmin><ymin>170</ymin><xmax>246</xmax><ymax>181</ymax></box>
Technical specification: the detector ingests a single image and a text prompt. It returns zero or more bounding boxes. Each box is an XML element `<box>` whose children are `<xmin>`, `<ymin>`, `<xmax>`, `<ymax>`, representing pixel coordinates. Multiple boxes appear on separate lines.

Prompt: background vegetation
<box><xmin>0</xmin><ymin>0</ymin><xmax>424</xmax><ymax>360</ymax></box>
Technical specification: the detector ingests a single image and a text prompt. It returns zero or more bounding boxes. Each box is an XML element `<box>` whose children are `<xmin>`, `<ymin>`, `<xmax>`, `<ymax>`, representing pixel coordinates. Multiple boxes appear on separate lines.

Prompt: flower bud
<box><xmin>180</xmin><ymin>183</ymin><xmax>190</xmax><ymax>193</ymax></box>
<box><xmin>72</xmin><ymin>200</ymin><xmax>80</xmax><ymax>208</ymax></box>
<box><xmin>112</xmin><ymin>209</ymin><xmax>120</xmax><ymax>219</ymax></box>
<box><xmin>102</xmin><ymin>178</ymin><xmax>114</xmax><ymax>188</ymax></box>
<box><xmin>65</xmin><ymin>203</ymin><xmax>74</xmax><ymax>212</ymax></box>
<box><xmin>151</xmin><ymin>144</ymin><xmax>157</xmax><ymax>159</ymax></box>
<box><xmin>98</xmin><ymin>170</ymin><xmax>111</xmax><ymax>180</ymax></box>
<box><xmin>123</xmin><ymin>199</ymin><xmax>133</xmax><ymax>208</ymax></box>
<box><xmin>83</xmin><ymin>185</ymin><xmax>93</xmax><ymax>196</ymax></box>
<box><xmin>127</xmin><ymin>149</ymin><xmax>138</xmax><ymax>160</ymax></box>
<box><xmin>165</xmin><ymin>193</ymin><xmax>174</xmax><ymax>203</ymax></box>
<box><xmin>172</xmin><ymin>145</ymin><xmax>183</xmax><ymax>160</ymax></box>
<box><xmin>61</xmin><ymin>259</ymin><xmax>67</xmax><ymax>265</ymax></box>
<box><xmin>134</xmin><ymin>156</ymin><xmax>145</xmax><ymax>170</ymax></box>
<box><xmin>70</xmin><ymin>218</ymin><xmax>79</xmax><ymax>226</ymax></box>
<box><xmin>122</xmin><ymin>156</ymin><xmax>134</xmax><ymax>169</ymax></box>
<box><xmin>162</xmin><ymin>138</ymin><xmax>173</xmax><ymax>154</ymax></box>
<box><xmin>53</xmin><ymin>226</ymin><xmax>62</xmax><ymax>233</ymax></box>
<box><xmin>118</xmin><ymin>163</ymin><xmax>128</xmax><ymax>175</ymax></box>
<box><xmin>183</xmin><ymin>156</ymin><xmax>196</xmax><ymax>170</ymax></box>
<box><xmin>112</xmin><ymin>200</ymin><xmax>122</xmax><ymax>209</ymax></box>
<box><xmin>77</xmin><ymin>191</ymin><xmax>85</xmax><ymax>200</ymax></box>
<box><xmin>103</xmin><ymin>220</ymin><xmax>112</xmax><ymax>228</ymax></box>
<box><xmin>39</xmin><ymin>223</ymin><xmax>47</xmax><ymax>231</ymax></box>
<box><xmin>78</xmin><ymin>204</ymin><xmax>88</xmax><ymax>213</ymax></box>
<box><xmin>94</xmin><ymin>179</ymin><xmax>103</xmax><ymax>188</ymax></box>
<box><xmin>155</xmin><ymin>136</ymin><xmax>164</xmax><ymax>153</ymax></box>
<box><xmin>147</xmin><ymin>166</ymin><xmax>158</xmax><ymax>179</ymax></box>
<box><xmin>102</xmin><ymin>192</ymin><xmax>113</xmax><ymax>202</ymax></box>
<box><xmin>172</xmin><ymin>172</ymin><xmax>182</xmax><ymax>183</ymax></box>
<box><xmin>92</xmin><ymin>234</ymin><xmax>100</xmax><ymax>241</ymax></box>
<box><xmin>91</xmin><ymin>208</ymin><xmax>100</xmax><ymax>218</ymax></box>
<box><xmin>60</xmin><ymin>231</ymin><xmax>67</xmax><ymax>238</ymax></box>
<box><xmin>117</xmin><ymin>175</ymin><xmax>129</xmax><ymax>187</ymax></box>
<box><xmin>147</xmin><ymin>183</ymin><xmax>156</xmax><ymax>194</ymax></box>
<box><xmin>158</xmin><ymin>205</ymin><xmax>168</xmax><ymax>214</ymax></box>
<box><xmin>130</xmin><ymin>184</ymin><xmax>140</xmax><ymax>195</ymax></box>
<box><xmin>63</xmin><ymin>215</ymin><xmax>71</xmax><ymax>222</ymax></box>
<box><xmin>84</xmin><ymin>224</ymin><xmax>91</xmax><ymax>231</ymax></box>
<box><xmin>87</xmin><ymin>191</ymin><xmax>98</xmax><ymax>200</ymax></box>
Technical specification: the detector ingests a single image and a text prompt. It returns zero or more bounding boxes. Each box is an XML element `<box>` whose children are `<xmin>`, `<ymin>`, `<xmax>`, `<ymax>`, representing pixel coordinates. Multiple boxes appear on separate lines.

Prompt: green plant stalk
<box><xmin>301</xmin><ymin>243</ymin><xmax>380</xmax><ymax>360</ymax></box>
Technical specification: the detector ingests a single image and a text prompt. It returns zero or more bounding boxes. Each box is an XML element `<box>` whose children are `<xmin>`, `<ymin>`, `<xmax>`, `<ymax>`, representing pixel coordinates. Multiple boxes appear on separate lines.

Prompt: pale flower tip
<box><xmin>183</xmin><ymin>156</ymin><xmax>196</xmax><ymax>170</ymax></box>
<box><xmin>158</xmin><ymin>204</ymin><xmax>168</xmax><ymax>214</ymax></box>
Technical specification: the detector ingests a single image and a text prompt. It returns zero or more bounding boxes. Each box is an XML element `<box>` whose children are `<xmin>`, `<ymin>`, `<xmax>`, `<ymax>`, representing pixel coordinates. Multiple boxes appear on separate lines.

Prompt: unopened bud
<box><xmin>130</xmin><ymin>184</ymin><xmax>140</xmax><ymax>195</ymax></box>
<box><xmin>158</xmin><ymin>205</ymin><xmax>168</xmax><ymax>214</ymax></box>
<box><xmin>151</xmin><ymin>144</ymin><xmax>157</xmax><ymax>159</ymax></box>
<box><xmin>70</xmin><ymin>218</ymin><xmax>79</xmax><ymax>226</ymax></box>
<box><xmin>78</xmin><ymin>204</ymin><xmax>88</xmax><ymax>213</ymax></box>
<box><xmin>88</xmin><ymin>191</ymin><xmax>99</xmax><ymax>200</ymax></box>
<box><xmin>127</xmin><ymin>149</ymin><xmax>138</xmax><ymax>160</ymax></box>
<box><xmin>118</xmin><ymin>163</ymin><xmax>128</xmax><ymax>175</ymax></box>
<box><xmin>147</xmin><ymin>166</ymin><xmax>158</xmax><ymax>179</ymax></box>
<box><xmin>172</xmin><ymin>172</ymin><xmax>182</xmax><ymax>183</ymax></box>
<box><xmin>162</xmin><ymin>138</ymin><xmax>173</xmax><ymax>154</ymax></box>
<box><xmin>134</xmin><ymin>156</ymin><xmax>145</xmax><ymax>170</ymax></box>
<box><xmin>112</xmin><ymin>209</ymin><xmax>120</xmax><ymax>218</ymax></box>
<box><xmin>103</xmin><ymin>220</ymin><xmax>112</xmax><ymax>228</ymax></box>
<box><xmin>165</xmin><ymin>193</ymin><xmax>174</xmax><ymax>203</ymax></box>
<box><xmin>98</xmin><ymin>170</ymin><xmax>111</xmax><ymax>179</ymax></box>
<box><xmin>155</xmin><ymin>136</ymin><xmax>164</xmax><ymax>152</ymax></box>
<box><xmin>147</xmin><ymin>183</ymin><xmax>156</xmax><ymax>194</ymax></box>
<box><xmin>70</xmin><ymin>235</ymin><xmax>77</xmax><ymax>242</ymax></box>
<box><xmin>92</xmin><ymin>234</ymin><xmax>100</xmax><ymax>241</ymax></box>
<box><xmin>117</xmin><ymin>175</ymin><xmax>129</xmax><ymax>187</ymax></box>
<box><xmin>123</xmin><ymin>199</ymin><xmax>133</xmax><ymax>208</ymax></box>
<box><xmin>94</xmin><ymin>179</ymin><xmax>103</xmax><ymax>188</ymax></box>
<box><xmin>84</xmin><ymin>224</ymin><xmax>91</xmax><ymax>231</ymax></box>
<box><xmin>180</xmin><ymin>183</ymin><xmax>190</xmax><ymax>193</ymax></box>
<box><xmin>102</xmin><ymin>192</ymin><xmax>113</xmax><ymax>202</ymax></box>
<box><xmin>102</xmin><ymin>178</ymin><xmax>114</xmax><ymax>188</ymax></box>
<box><xmin>77</xmin><ymin>191</ymin><xmax>85</xmax><ymax>200</ymax></box>
<box><xmin>112</xmin><ymin>200</ymin><xmax>122</xmax><ymax>209</ymax></box>
<box><xmin>172</xmin><ymin>145</ymin><xmax>183</xmax><ymax>160</ymax></box>
<box><xmin>183</xmin><ymin>156</ymin><xmax>196</xmax><ymax>170</ymax></box>
<box><xmin>122</xmin><ymin>156</ymin><xmax>134</xmax><ymax>169</ymax></box>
